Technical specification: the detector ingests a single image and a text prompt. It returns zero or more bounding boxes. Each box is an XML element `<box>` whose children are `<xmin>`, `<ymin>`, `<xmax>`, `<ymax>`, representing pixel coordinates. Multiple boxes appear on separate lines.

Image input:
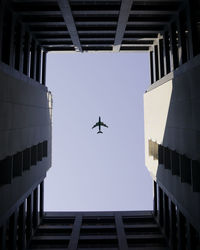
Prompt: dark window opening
<box><xmin>82</xmin><ymin>217</ymin><xmax>115</xmax><ymax>226</ymax></box>
<box><xmin>78</xmin><ymin>239</ymin><xmax>118</xmax><ymax>248</ymax></box>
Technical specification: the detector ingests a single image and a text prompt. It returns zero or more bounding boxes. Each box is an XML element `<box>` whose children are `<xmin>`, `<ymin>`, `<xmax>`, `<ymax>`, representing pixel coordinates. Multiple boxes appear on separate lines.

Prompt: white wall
<box><xmin>144</xmin><ymin>56</ymin><xmax>200</xmax><ymax>230</ymax></box>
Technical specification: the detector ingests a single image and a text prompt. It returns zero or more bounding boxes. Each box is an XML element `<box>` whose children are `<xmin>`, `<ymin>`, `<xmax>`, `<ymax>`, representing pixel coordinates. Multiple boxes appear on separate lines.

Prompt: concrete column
<box><xmin>9</xmin><ymin>211</ymin><xmax>18</xmax><ymax>250</ymax></box>
<box><xmin>68</xmin><ymin>215</ymin><xmax>82</xmax><ymax>250</ymax></box>
<box><xmin>26</xmin><ymin>193</ymin><xmax>33</xmax><ymax>243</ymax></box>
<box><xmin>1</xmin><ymin>9</ymin><xmax>15</xmax><ymax>66</ymax></box>
<box><xmin>115</xmin><ymin>213</ymin><xmax>128</xmax><ymax>250</ymax></box>
<box><xmin>163</xmin><ymin>193</ymin><xmax>169</xmax><ymax>238</ymax></box>
<box><xmin>169</xmin><ymin>201</ymin><xmax>177</xmax><ymax>250</ymax></box>
<box><xmin>33</xmin><ymin>187</ymin><xmax>38</xmax><ymax>230</ymax></box>
<box><xmin>149</xmin><ymin>50</ymin><xmax>154</xmax><ymax>84</ymax></box>
<box><xmin>18</xmin><ymin>202</ymin><xmax>26</xmax><ymax>250</ymax></box>
<box><xmin>36</xmin><ymin>45</ymin><xmax>42</xmax><ymax>83</ymax></box>
<box><xmin>42</xmin><ymin>50</ymin><xmax>47</xmax><ymax>85</ymax></box>
<box><xmin>158</xmin><ymin>38</ymin><xmax>164</xmax><ymax>78</ymax></box>
<box><xmin>177</xmin><ymin>14</ymin><xmax>184</xmax><ymax>65</ymax></box>
<box><xmin>158</xmin><ymin>187</ymin><xmax>163</xmax><ymax>227</ymax></box>
<box><xmin>0</xmin><ymin>223</ymin><xmax>6</xmax><ymax>250</ymax></box>
<box><xmin>23</xmin><ymin>32</ymin><xmax>31</xmax><ymax>76</ymax></box>
<box><xmin>185</xmin><ymin>0</ymin><xmax>198</xmax><ymax>58</ymax></box>
<box><xmin>40</xmin><ymin>181</ymin><xmax>44</xmax><ymax>218</ymax></box>
<box><xmin>9</xmin><ymin>13</ymin><xmax>16</xmax><ymax>68</ymax></box>
<box><xmin>157</xmin><ymin>40</ymin><xmax>161</xmax><ymax>80</ymax></box>
<box><xmin>186</xmin><ymin>222</ymin><xmax>192</xmax><ymax>250</ymax></box>
<box><xmin>30</xmin><ymin>39</ymin><xmax>37</xmax><ymax>80</ymax></box>
<box><xmin>0</xmin><ymin>0</ymin><xmax>6</xmax><ymax>61</ymax></box>
<box><xmin>15</xmin><ymin>22</ymin><xmax>25</xmax><ymax>72</ymax></box>
<box><xmin>187</xmin><ymin>224</ymin><xmax>199</xmax><ymax>250</ymax></box>
<box><xmin>169</xmin><ymin>22</ymin><xmax>179</xmax><ymax>71</ymax></box>
<box><xmin>179</xmin><ymin>10</ymin><xmax>190</xmax><ymax>63</ymax></box>
<box><xmin>153</xmin><ymin>181</ymin><xmax>158</xmax><ymax>217</ymax></box>
<box><xmin>177</xmin><ymin>209</ymin><xmax>186</xmax><ymax>250</ymax></box>
<box><xmin>163</xmin><ymin>31</ymin><xmax>170</xmax><ymax>74</ymax></box>
<box><xmin>154</xmin><ymin>44</ymin><xmax>159</xmax><ymax>81</ymax></box>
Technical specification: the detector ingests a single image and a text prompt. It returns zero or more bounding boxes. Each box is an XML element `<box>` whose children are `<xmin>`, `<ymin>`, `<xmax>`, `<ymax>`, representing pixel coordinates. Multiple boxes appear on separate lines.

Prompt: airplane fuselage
<box><xmin>98</xmin><ymin>117</ymin><xmax>102</xmax><ymax>132</ymax></box>
<box><xmin>92</xmin><ymin>116</ymin><xmax>108</xmax><ymax>134</ymax></box>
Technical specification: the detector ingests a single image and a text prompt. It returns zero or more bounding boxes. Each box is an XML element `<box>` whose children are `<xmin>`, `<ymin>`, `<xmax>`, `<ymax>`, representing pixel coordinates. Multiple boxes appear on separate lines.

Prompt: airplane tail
<box><xmin>97</xmin><ymin>131</ymin><xmax>103</xmax><ymax>134</ymax></box>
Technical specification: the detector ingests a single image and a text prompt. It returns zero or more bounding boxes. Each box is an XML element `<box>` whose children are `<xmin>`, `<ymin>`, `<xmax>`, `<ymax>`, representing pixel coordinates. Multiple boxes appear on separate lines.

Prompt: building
<box><xmin>0</xmin><ymin>0</ymin><xmax>199</xmax><ymax>249</ymax></box>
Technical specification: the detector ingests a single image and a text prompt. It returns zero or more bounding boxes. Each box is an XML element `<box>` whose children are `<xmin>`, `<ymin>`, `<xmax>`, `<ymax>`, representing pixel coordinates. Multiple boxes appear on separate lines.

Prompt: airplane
<box><xmin>92</xmin><ymin>116</ymin><xmax>108</xmax><ymax>134</ymax></box>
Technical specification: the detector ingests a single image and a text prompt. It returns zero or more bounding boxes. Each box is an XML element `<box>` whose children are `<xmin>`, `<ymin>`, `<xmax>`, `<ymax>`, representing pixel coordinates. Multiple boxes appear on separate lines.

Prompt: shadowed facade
<box><xmin>0</xmin><ymin>0</ymin><xmax>200</xmax><ymax>249</ymax></box>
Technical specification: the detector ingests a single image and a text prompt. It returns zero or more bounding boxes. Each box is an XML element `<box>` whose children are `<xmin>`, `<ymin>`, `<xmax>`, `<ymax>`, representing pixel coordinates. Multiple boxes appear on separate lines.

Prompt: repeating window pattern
<box><xmin>149</xmin><ymin>139</ymin><xmax>200</xmax><ymax>192</ymax></box>
<box><xmin>0</xmin><ymin>141</ymin><xmax>48</xmax><ymax>186</ymax></box>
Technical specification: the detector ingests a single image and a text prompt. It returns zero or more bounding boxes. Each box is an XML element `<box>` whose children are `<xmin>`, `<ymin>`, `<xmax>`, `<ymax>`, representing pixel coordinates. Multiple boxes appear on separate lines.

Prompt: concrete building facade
<box><xmin>0</xmin><ymin>0</ymin><xmax>199</xmax><ymax>249</ymax></box>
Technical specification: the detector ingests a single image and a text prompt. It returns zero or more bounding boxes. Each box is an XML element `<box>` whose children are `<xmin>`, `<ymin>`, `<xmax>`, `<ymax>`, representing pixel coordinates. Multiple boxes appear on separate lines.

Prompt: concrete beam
<box><xmin>70</xmin><ymin>0</ymin><xmax>181</xmax><ymax>2</ymax></box>
<box><xmin>72</xmin><ymin>10</ymin><xmax>177</xmax><ymax>15</ymax></box>
<box><xmin>42</xmin><ymin>50</ymin><xmax>47</xmax><ymax>86</ymax></box>
<box><xmin>115</xmin><ymin>213</ymin><xmax>128</xmax><ymax>250</ymax></box>
<box><xmin>113</xmin><ymin>0</ymin><xmax>133</xmax><ymax>52</ymax></box>
<box><xmin>58</xmin><ymin>0</ymin><xmax>82</xmax><ymax>52</ymax></box>
<box><xmin>68</xmin><ymin>215</ymin><xmax>82</xmax><ymax>250</ymax></box>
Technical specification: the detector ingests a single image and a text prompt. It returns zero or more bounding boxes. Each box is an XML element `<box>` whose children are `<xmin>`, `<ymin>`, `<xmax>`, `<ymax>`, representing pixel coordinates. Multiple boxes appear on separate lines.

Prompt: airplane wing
<box><xmin>92</xmin><ymin>122</ymin><xmax>99</xmax><ymax>129</ymax></box>
<box><xmin>100</xmin><ymin>122</ymin><xmax>108</xmax><ymax>128</ymax></box>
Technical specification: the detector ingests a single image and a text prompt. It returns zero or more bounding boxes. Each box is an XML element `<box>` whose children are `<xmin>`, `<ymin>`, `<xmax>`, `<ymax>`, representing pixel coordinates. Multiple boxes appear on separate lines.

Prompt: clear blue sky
<box><xmin>45</xmin><ymin>52</ymin><xmax>153</xmax><ymax>211</ymax></box>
